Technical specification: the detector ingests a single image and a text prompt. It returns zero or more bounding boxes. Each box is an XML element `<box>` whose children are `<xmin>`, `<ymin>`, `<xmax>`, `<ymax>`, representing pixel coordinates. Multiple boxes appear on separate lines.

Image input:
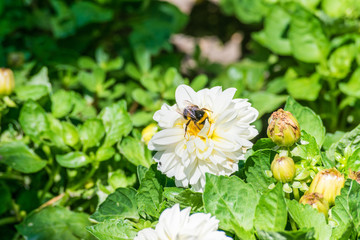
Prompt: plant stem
<box><xmin>11</xmin><ymin>200</ymin><xmax>21</xmax><ymax>221</ymax></box>
<box><xmin>40</xmin><ymin>164</ymin><xmax>59</xmax><ymax>202</ymax></box>
<box><xmin>285</xmin><ymin>192</ymin><xmax>291</xmax><ymax>199</ymax></box>
<box><xmin>69</xmin><ymin>162</ymin><xmax>98</xmax><ymax>191</ymax></box>
<box><xmin>289</xmin><ymin>217</ymin><xmax>297</xmax><ymax>231</ymax></box>
<box><xmin>0</xmin><ymin>216</ymin><xmax>18</xmax><ymax>226</ymax></box>
<box><xmin>0</xmin><ymin>172</ymin><xmax>24</xmax><ymax>181</ymax></box>
<box><xmin>293</xmin><ymin>187</ymin><xmax>300</xmax><ymax>201</ymax></box>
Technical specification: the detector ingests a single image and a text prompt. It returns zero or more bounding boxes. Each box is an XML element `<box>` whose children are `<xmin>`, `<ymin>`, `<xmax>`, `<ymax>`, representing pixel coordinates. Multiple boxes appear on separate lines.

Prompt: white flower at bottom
<box><xmin>148</xmin><ymin>84</ymin><xmax>258</xmax><ymax>191</ymax></box>
<box><xmin>134</xmin><ymin>204</ymin><xmax>232</xmax><ymax>240</ymax></box>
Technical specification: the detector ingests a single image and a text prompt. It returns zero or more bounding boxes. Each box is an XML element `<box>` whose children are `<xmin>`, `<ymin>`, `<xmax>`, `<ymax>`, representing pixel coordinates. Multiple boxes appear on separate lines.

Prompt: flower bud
<box><xmin>0</xmin><ymin>68</ymin><xmax>15</xmax><ymax>96</ymax></box>
<box><xmin>141</xmin><ymin>123</ymin><xmax>158</xmax><ymax>145</ymax></box>
<box><xmin>349</xmin><ymin>169</ymin><xmax>360</xmax><ymax>184</ymax></box>
<box><xmin>267</xmin><ymin>109</ymin><xmax>300</xmax><ymax>147</ymax></box>
<box><xmin>271</xmin><ymin>155</ymin><xmax>296</xmax><ymax>183</ymax></box>
<box><xmin>307</xmin><ymin>168</ymin><xmax>345</xmax><ymax>206</ymax></box>
<box><xmin>300</xmin><ymin>192</ymin><xmax>329</xmax><ymax>217</ymax></box>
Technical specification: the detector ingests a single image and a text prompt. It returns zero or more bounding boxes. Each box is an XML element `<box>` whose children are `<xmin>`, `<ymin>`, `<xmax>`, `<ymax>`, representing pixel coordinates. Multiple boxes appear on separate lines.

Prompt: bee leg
<box><xmin>184</xmin><ymin>120</ymin><xmax>191</xmax><ymax>137</ymax></box>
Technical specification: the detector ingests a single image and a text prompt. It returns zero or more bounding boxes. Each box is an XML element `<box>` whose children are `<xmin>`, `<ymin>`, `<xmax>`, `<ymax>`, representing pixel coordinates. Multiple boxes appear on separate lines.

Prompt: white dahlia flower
<box><xmin>148</xmin><ymin>84</ymin><xmax>258</xmax><ymax>191</ymax></box>
<box><xmin>134</xmin><ymin>204</ymin><xmax>232</xmax><ymax>240</ymax></box>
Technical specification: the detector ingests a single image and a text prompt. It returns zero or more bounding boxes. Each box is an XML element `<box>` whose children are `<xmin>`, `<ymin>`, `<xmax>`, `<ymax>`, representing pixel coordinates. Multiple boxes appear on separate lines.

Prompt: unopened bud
<box><xmin>349</xmin><ymin>169</ymin><xmax>360</xmax><ymax>184</ymax></box>
<box><xmin>141</xmin><ymin>123</ymin><xmax>158</xmax><ymax>145</ymax></box>
<box><xmin>0</xmin><ymin>68</ymin><xmax>15</xmax><ymax>96</ymax></box>
<box><xmin>267</xmin><ymin>109</ymin><xmax>300</xmax><ymax>147</ymax></box>
<box><xmin>300</xmin><ymin>192</ymin><xmax>329</xmax><ymax>217</ymax></box>
<box><xmin>271</xmin><ymin>155</ymin><xmax>296</xmax><ymax>183</ymax></box>
<box><xmin>307</xmin><ymin>168</ymin><xmax>345</xmax><ymax>206</ymax></box>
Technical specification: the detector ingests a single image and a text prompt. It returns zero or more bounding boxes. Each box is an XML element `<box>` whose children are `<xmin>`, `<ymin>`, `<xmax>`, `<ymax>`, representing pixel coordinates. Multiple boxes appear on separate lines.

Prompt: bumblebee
<box><xmin>182</xmin><ymin>104</ymin><xmax>210</xmax><ymax>135</ymax></box>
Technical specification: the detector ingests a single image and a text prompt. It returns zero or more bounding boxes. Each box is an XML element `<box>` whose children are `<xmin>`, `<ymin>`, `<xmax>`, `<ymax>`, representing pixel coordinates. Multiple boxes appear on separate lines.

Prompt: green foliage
<box><xmin>16</xmin><ymin>206</ymin><xmax>94</xmax><ymax>240</ymax></box>
<box><xmin>204</xmin><ymin>174</ymin><xmax>259</xmax><ymax>239</ymax></box>
<box><xmin>0</xmin><ymin>141</ymin><xmax>46</xmax><ymax>173</ymax></box>
<box><xmin>91</xmin><ymin>188</ymin><xmax>139</xmax><ymax>222</ymax></box>
<box><xmin>287</xmin><ymin>200</ymin><xmax>332</xmax><ymax>240</ymax></box>
<box><xmin>254</xmin><ymin>183</ymin><xmax>287</xmax><ymax>232</ymax></box>
<box><xmin>87</xmin><ymin>219</ymin><xmax>137</xmax><ymax>240</ymax></box>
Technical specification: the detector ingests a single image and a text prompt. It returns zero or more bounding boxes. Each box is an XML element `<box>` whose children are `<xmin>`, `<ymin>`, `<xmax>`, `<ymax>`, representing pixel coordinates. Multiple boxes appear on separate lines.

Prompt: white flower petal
<box><xmin>134</xmin><ymin>228</ymin><xmax>158</xmax><ymax>240</ymax></box>
<box><xmin>148</xmin><ymin>128</ymin><xmax>184</xmax><ymax>151</ymax></box>
<box><xmin>212</xmin><ymin>88</ymin><xmax>237</xmax><ymax>116</ymax></box>
<box><xmin>142</xmin><ymin>204</ymin><xmax>232</xmax><ymax>240</ymax></box>
<box><xmin>176</xmin><ymin>84</ymin><xmax>199</xmax><ymax>109</ymax></box>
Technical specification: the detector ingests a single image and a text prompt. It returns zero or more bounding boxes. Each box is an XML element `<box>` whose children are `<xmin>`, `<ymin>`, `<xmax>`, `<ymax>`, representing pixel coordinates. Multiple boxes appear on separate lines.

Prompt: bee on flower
<box><xmin>148</xmin><ymin>84</ymin><xmax>258</xmax><ymax>192</ymax></box>
<box><xmin>134</xmin><ymin>204</ymin><xmax>231</xmax><ymax>240</ymax></box>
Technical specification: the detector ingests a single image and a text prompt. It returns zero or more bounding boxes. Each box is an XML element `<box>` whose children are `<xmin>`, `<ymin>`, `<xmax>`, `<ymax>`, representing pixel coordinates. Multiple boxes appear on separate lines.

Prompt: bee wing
<box><xmin>183</xmin><ymin>100</ymin><xmax>194</xmax><ymax>107</ymax></box>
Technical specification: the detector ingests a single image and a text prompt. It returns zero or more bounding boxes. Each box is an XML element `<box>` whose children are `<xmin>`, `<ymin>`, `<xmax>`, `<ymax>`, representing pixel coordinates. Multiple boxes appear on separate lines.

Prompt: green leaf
<box><xmin>288</xmin><ymin>4</ymin><xmax>329</xmax><ymax>63</ymax></box>
<box><xmin>339</xmin><ymin>68</ymin><xmax>360</xmax><ymax>98</ymax></box>
<box><xmin>16</xmin><ymin>206</ymin><xmax>94</xmax><ymax>240</ymax></box>
<box><xmin>0</xmin><ymin>141</ymin><xmax>46</xmax><ymax>173</ymax></box>
<box><xmin>327</xmin><ymin>124</ymin><xmax>360</xmax><ymax>161</ymax></box>
<box><xmin>286</xmin><ymin>74</ymin><xmax>321</xmax><ymax>101</ymax></box>
<box><xmin>56</xmin><ymin>152</ymin><xmax>91</xmax><ymax>168</ymax></box>
<box><xmin>118</xmin><ymin>137</ymin><xmax>152</xmax><ymax>168</ymax></box>
<box><xmin>323</xmin><ymin>131</ymin><xmax>345</xmax><ymax>151</ymax></box>
<box><xmin>87</xmin><ymin>219</ymin><xmax>137</xmax><ymax>240</ymax></box>
<box><xmin>69</xmin><ymin>92</ymin><xmax>97</xmax><ymax>120</ymax></box>
<box><xmin>99</xmin><ymin>101</ymin><xmax>133</xmax><ymax>147</ymax></box>
<box><xmin>347</xmin><ymin>148</ymin><xmax>360</xmax><ymax>172</ymax></box>
<box><xmin>80</xmin><ymin>119</ymin><xmax>105</xmax><ymax>149</ymax></box>
<box><xmin>71</xmin><ymin>2</ymin><xmax>113</xmax><ymax>28</ymax></box>
<box><xmin>28</xmin><ymin>67</ymin><xmax>52</xmax><ymax>92</ymax></box>
<box><xmin>131</xmin><ymin>111</ymin><xmax>154</xmax><ymax>127</ymax></box>
<box><xmin>190</xmin><ymin>74</ymin><xmax>208</xmax><ymax>91</ymax></box>
<box><xmin>219</xmin><ymin>0</ymin><xmax>266</xmax><ymax>24</ymax></box>
<box><xmin>19</xmin><ymin>101</ymin><xmax>50</xmax><ymax>141</ymax></box>
<box><xmin>323</xmin><ymin>44</ymin><xmax>356</xmax><ymax>79</ymax></box>
<box><xmin>245</xmin><ymin>149</ymin><xmax>277</xmax><ymax>193</ymax></box>
<box><xmin>337</xmin><ymin>180</ymin><xmax>360</xmax><ymax>232</ymax></box>
<box><xmin>204</xmin><ymin>174</ymin><xmax>259</xmax><ymax>238</ymax></box>
<box><xmin>78</xmin><ymin>56</ymin><xmax>97</xmax><ymax>69</ymax></box>
<box><xmin>136</xmin><ymin>165</ymin><xmax>166</xmax><ymax>218</ymax></box>
<box><xmin>132</xmin><ymin>88</ymin><xmax>153</xmax><ymax>107</ymax></box>
<box><xmin>108</xmin><ymin>170</ymin><xmax>136</xmax><ymax>190</ymax></box>
<box><xmin>96</xmin><ymin>147</ymin><xmax>115</xmax><ymax>162</ymax></box>
<box><xmin>248</xmin><ymin>92</ymin><xmax>287</xmax><ymax>118</ymax></box>
<box><xmin>252</xmin><ymin>138</ymin><xmax>276</xmax><ymax>152</ymax></box>
<box><xmin>284</xmin><ymin>96</ymin><xmax>326</xmax><ymax>147</ymax></box>
<box><xmin>15</xmin><ymin>85</ymin><xmax>49</xmax><ymax>101</ymax></box>
<box><xmin>134</xmin><ymin>46</ymin><xmax>151</xmax><ymax>74</ymax></box>
<box><xmin>163</xmin><ymin>187</ymin><xmax>203</xmax><ymax>212</ymax></box>
<box><xmin>137</xmin><ymin>165</ymin><xmax>148</xmax><ymax>185</ymax></box>
<box><xmin>254</xmin><ymin>183</ymin><xmax>287</xmax><ymax>232</ymax></box>
<box><xmin>330</xmin><ymin>180</ymin><xmax>358</xmax><ymax>240</ymax></box>
<box><xmin>91</xmin><ymin>188</ymin><xmax>139</xmax><ymax>222</ymax></box>
<box><xmin>291</xmin><ymin>131</ymin><xmax>321</xmax><ymax>165</ymax></box>
<box><xmin>252</xmin><ymin>6</ymin><xmax>292</xmax><ymax>55</ymax></box>
<box><xmin>286</xmin><ymin>199</ymin><xmax>332</xmax><ymax>240</ymax></box>
<box><xmin>52</xmin><ymin>90</ymin><xmax>74</xmax><ymax>118</ymax></box>
<box><xmin>62</xmin><ymin>122</ymin><xmax>80</xmax><ymax>147</ymax></box>
<box><xmin>322</xmin><ymin>0</ymin><xmax>360</xmax><ymax>18</ymax></box>
<box><xmin>257</xmin><ymin>228</ymin><xmax>315</xmax><ymax>240</ymax></box>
